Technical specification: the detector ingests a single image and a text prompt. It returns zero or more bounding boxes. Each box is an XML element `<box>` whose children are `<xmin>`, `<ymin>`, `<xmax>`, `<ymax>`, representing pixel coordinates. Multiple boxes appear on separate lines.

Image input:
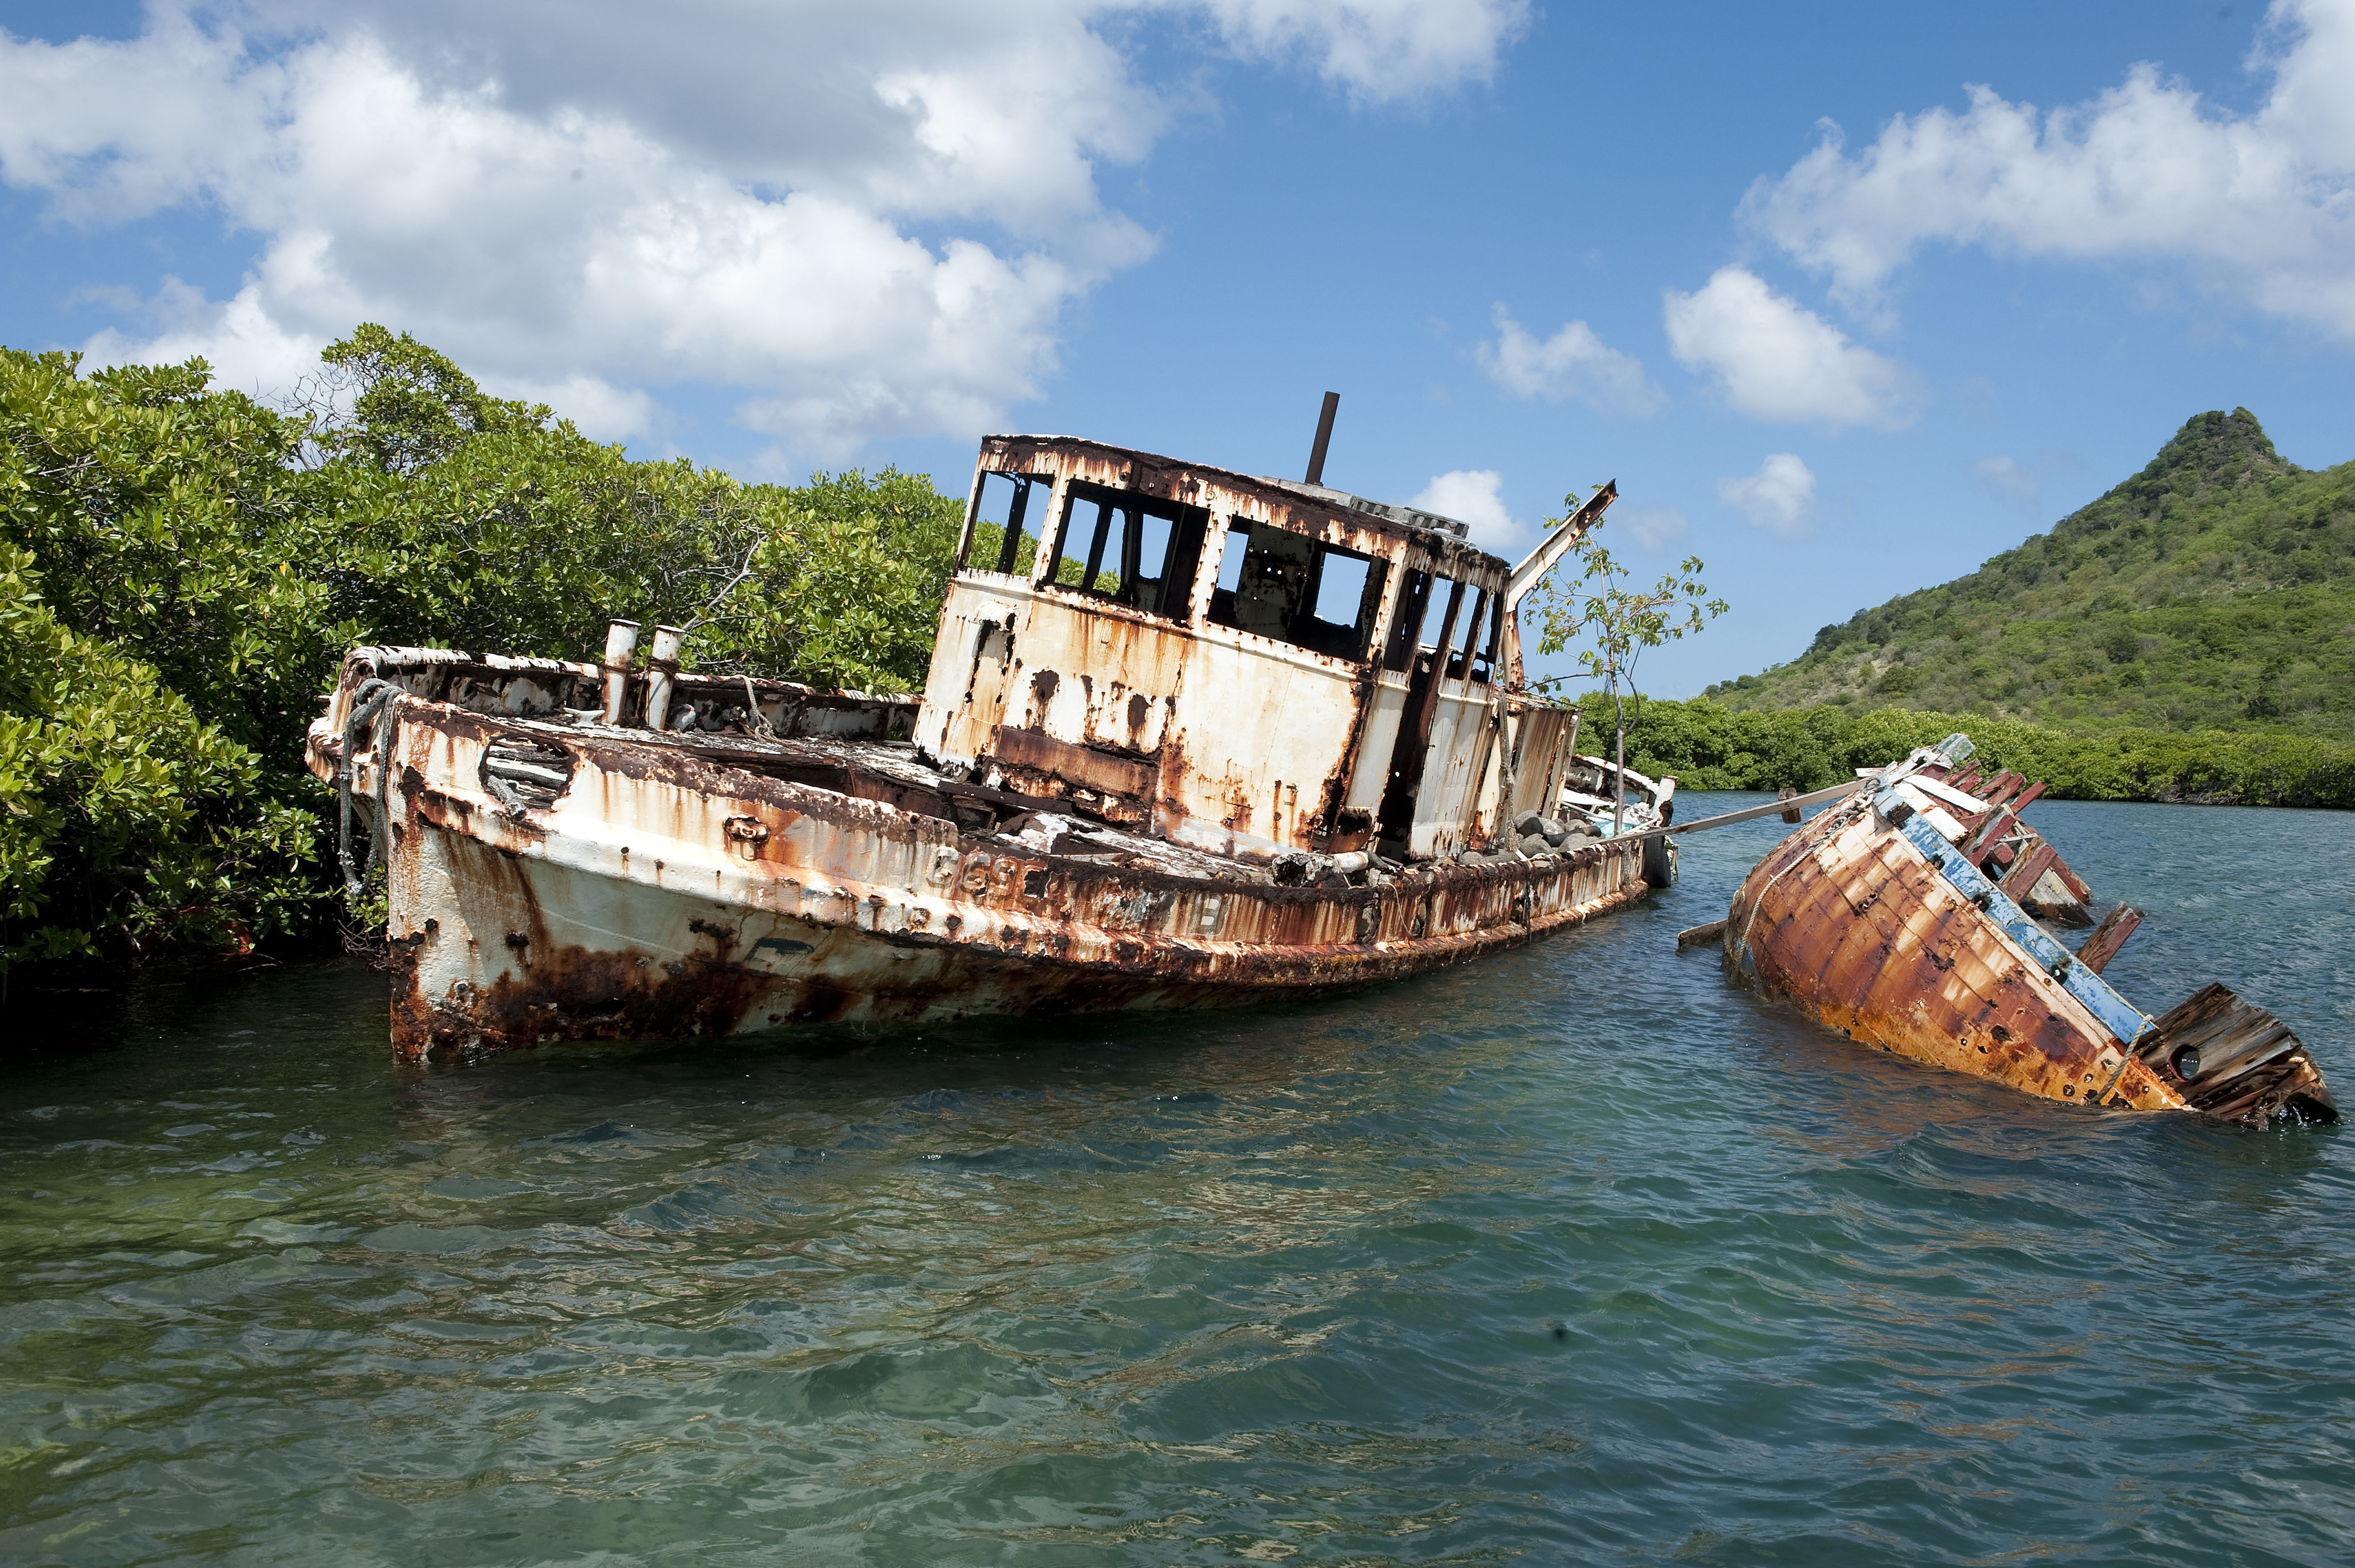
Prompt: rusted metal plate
<box><xmin>986</xmin><ymin>724</ymin><xmax>1158</xmax><ymax>814</ymax></box>
<box><xmin>1676</xmin><ymin>918</ymin><xmax>1727</xmax><ymax>950</ymax></box>
<box><xmin>1505</xmin><ymin>705</ymin><xmax>1578</xmax><ymax>821</ymax></box>
<box><xmin>2000</xmin><ymin>839</ymin><xmax>2057</xmax><ymax>895</ymax></box>
<box><xmin>1726</xmin><ymin>801</ymin><xmax>2184</xmax><ymax>1113</ymax></box>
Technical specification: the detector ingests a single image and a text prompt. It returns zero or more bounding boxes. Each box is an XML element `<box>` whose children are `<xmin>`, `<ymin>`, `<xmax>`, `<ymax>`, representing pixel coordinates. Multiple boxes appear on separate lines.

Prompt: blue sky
<box><xmin>4</xmin><ymin>1</ymin><xmax>2351</xmax><ymax>695</ymax></box>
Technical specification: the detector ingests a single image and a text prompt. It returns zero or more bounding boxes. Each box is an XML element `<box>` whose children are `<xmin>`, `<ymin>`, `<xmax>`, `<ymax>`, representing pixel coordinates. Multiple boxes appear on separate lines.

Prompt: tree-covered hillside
<box><xmin>1705</xmin><ymin>410</ymin><xmax>2355</xmax><ymax>733</ymax></box>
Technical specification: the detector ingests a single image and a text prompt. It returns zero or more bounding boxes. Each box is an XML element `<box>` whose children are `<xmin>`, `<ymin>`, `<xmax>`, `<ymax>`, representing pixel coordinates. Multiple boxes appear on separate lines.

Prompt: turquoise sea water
<box><xmin>3</xmin><ymin>794</ymin><xmax>2351</xmax><ymax>1566</ymax></box>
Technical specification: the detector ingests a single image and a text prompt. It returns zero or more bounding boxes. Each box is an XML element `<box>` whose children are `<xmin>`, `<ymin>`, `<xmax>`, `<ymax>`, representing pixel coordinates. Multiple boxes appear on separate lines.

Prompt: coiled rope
<box><xmin>336</xmin><ymin>677</ymin><xmax>400</xmax><ymax>904</ymax></box>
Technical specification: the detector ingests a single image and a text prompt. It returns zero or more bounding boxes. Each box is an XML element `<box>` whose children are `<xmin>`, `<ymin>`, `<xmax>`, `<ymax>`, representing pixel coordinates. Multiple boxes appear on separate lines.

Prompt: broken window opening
<box><xmin>1215</xmin><ymin>523</ymin><xmax>1250</xmax><ymax>594</ymax></box>
<box><xmin>1471</xmin><ymin>593</ymin><xmax>1504</xmax><ymax>684</ymax></box>
<box><xmin>1413</xmin><ymin>576</ymin><xmax>1466</xmax><ymax>655</ymax></box>
<box><xmin>1045</xmin><ymin>482</ymin><xmax>1211</xmax><ymax>619</ymax></box>
<box><xmin>1382</xmin><ymin>569</ymin><xmax>1434</xmax><ymax>671</ymax></box>
<box><xmin>1446</xmin><ymin>589</ymin><xmax>1492</xmax><ymax>681</ymax></box>
<box><xmin>1207</xmin><ymin>521</ymin><xmax>1389</xmax><ymax>662</ymax></box>
<box><xmin>962</xmin><ymin>471</ymin><xmax>1055</xmax><ymax>576</ymax></box>
<box><xmin>1312</xmin><ymin>551</ymin><xmax>1372</xmax><ymax>629</ymax></box>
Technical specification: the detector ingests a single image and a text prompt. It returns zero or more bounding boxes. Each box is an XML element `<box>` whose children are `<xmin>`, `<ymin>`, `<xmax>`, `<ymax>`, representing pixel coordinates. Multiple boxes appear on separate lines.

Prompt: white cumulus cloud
<box><xmin>1717</xmin><ymin>453</ymin><xmax>1816</xmax><ymax>536</ymax></box>
<box><xmin>1972</xmin><ymin>454</ymin><xmax>2040</xmax><ymax>510</ymax></box>
<box><xmin>0</xmin><ymin>0</ymin><xmax>1528</xmax><ymax>462</ymax></box>
<box><xmin>1197</xmin><ymin>0</ymin><xmax>1531</xmax><ymax>101</ymax></box>
<box><xmin>1475</xmin><ymin>305</ymin><xmax>1665</xmax><ymax>415</ymax></box>
<box><xmin>1662</xmin><ymin>267</ymin><xmax>1917</xmax><ymax>430</ymax></box>
<box><xmin>1613</xmin><ymin>505</ymin><xmax>1688</xmax><ymax>552</ymax></box>
<box><xmin>1411</xmin><ymin>469</ymin><xmax>1523</xmax><ymax>553</ymax></box>
<box><xmin>1739</xmin><ymin>0</ymin><xmax>2355</xmax><ymax>340</ymax></box>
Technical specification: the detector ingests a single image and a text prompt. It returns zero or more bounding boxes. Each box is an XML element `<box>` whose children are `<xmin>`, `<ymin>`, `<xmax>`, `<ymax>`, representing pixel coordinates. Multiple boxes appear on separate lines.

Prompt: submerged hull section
<box><xmin>1725</xmin><ymin>759</ymin><xmax>2335</xmax><ymax>1128</ymax></box>
<box><xmin>318</xmin><ymin>654</ymin><xmax>1651</xmax><ymax>1059</ymax></box>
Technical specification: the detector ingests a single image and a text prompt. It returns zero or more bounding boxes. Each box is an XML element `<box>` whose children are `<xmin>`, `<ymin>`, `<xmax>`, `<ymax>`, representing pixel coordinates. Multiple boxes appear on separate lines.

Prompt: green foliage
<box><xmin>710</xmin><ymin>469</ymin><xmax>966</xmax><ymax>694</ymax></box>
<box><xmin>0</xmin><ymin>543</ymin><xmax>316</xmax><ymax>967</ymax></box>
<box><xmin>1707</xmin><ymin>409</ymin><xmax>2355</xmax><ymax>733</ymax></box>
<box><xmin>4</xmin><ymin>350</ymin><xmax>343</xmax><ymax>766</ymax></box>
<box><xmin>1526</xmin><ymin>514</ymin><xmax>1726</xmax><ymax>826</ymax></box>
<box><xmin>1</xmin><ymin>348</ymin><xmax>336</xmax><ymax>967</ymax></box>
<box><xmin>1527</xmin><ymin>530</ymin><xmax>1726</xmax><ymax>695</ymax></box>
<box><xmin>292</xmin><ymin>330</ymin><xmax>965</xmax><ymax>696</ymax></box>
<box><xmin>1610</xmin><ymin>695</ymin><xmax>2355</xmax><ymax>809</ymax></box>
<box><xmin>0</xmin><ymin>331</ymin><xmax>969</xmax><ymax>971</ymax></box>
<box><xmin>313</xmin><ymin>322</ymin><xmax>545</xmax><ymax>474</ymax></box>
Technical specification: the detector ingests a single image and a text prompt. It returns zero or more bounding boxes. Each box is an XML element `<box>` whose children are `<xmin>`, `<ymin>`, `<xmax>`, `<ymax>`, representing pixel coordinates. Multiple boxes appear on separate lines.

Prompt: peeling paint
<box><xmin>312</xmin><ymin>648</ymin><xmax>1650</xmax><ymax>1058</ymax></box>
<box><xmin>1723</xmin><ymin>743</ymin><xmax>2336</xmax><ymax>1127</ymax></box>
<box><xmin>305</xmin><ymin>432</ymin><xmax>1654</xmax><ymax>1058</ymax></box>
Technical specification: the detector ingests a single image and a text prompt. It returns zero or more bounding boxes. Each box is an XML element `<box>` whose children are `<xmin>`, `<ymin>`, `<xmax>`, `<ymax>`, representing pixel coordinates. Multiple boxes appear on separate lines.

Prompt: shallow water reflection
<box><xmin>3</xmin><ymin>795</ymin><xmax>2351</xmax><ymax>1564</ymax></box>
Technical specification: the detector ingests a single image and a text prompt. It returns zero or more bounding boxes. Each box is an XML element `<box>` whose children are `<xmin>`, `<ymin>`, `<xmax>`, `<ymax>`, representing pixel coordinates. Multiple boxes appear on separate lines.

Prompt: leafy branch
<box><xmin>1525</xmin><ymin>514</ymin><xmax>1727</xmax><ymax>832</ymax></box>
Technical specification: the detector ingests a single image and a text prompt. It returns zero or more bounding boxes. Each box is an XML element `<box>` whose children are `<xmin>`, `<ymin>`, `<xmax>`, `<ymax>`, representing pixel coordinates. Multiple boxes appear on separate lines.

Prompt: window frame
<box><xmin>958</xmin><ymin>470</ymin><xmax>1058</xmax><ymax>576</ymax></box>
<box><xmin>1039</xmin><ymin>480</ymin><xmax>1212</xmax><ymax>622</ymax></box>
<box><xmin>1205</xmin><ymin>518</ymin><xmax>1390</xmax><ymax>664</ymax></box>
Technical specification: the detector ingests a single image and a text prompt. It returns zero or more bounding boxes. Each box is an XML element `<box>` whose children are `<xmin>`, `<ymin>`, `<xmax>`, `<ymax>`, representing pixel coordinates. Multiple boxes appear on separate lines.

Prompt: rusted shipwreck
<box><xmin>1706</xmin><ymin>737</ymin><xmax>2336</xmax><ymax>1127</ymax></box>
<box><xmin>310</xmin><ymin>427</ymin><xmax>1666</xmax><ymax>1057</ymax></box>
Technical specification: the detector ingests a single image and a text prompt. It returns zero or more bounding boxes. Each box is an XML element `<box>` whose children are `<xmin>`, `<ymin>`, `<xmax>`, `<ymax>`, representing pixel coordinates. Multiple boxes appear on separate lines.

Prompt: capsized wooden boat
<box><xmin>310</xmin><ymin>427</ymin><xmax>1669</xmax><ymax>1058</ymax></box>
<box><xmin>1717</xmin><ymin>735</ymin><xmax>2337</xmax><ymax>1127</ymax></box>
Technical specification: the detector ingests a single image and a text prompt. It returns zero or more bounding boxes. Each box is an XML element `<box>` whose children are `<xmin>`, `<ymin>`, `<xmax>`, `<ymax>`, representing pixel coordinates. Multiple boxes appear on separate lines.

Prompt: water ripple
<box><xmin>1</xmin><ymin>795</ymin><xmax>2351</xmax><ymax>1564</ymax></box>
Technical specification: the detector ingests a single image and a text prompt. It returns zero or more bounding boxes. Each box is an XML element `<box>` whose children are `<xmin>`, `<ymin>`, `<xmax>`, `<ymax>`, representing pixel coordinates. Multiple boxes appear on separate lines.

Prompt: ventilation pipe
<box><xmin>644</xmin><ymin>624</ymin><xmax>686</xmax><ymax>731</ymax></box>
<box><xmin>599</xmin><ymin>619</ymin><xmax>641</xmax><ymax>725</ymax></box>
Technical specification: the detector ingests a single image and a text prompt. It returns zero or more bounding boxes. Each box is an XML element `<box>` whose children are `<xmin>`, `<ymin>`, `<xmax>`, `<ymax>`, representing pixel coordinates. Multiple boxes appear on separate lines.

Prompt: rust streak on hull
<box><xmin>1721</xmin><ymin>742</ymin><xmax>2336</xmax><ymax>1128</ymax></box>
<box><xmin>310</xmin><ymin>425</ymin><xmax>1662</xmax><ymax>1060</ymax></box>
<box><xmin>318</xmin><ymin>671</ymin><xmax>1650</xmax><ymax>1060</ymax></box>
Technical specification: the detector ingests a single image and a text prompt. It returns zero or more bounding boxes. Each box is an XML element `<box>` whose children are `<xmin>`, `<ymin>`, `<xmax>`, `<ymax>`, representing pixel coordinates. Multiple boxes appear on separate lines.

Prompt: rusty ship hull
<box><xmin>1721</xmin><ymin>743</ymin><xmax>2336</xmax><ymax>1128</ymax></box>
<box><xmin>311</xmin><ymin>649</ymin><xmax>1648</xmax><ymax>1058</ymax></box>
<box><xmin>312</xmin><ymin>426</ymin><xmax>1670</xmax><ymax>1058</ymax></box>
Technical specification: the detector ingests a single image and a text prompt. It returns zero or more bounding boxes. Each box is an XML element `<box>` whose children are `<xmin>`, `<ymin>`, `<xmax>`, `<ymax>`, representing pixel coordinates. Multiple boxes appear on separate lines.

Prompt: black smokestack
<box><xmin>1304</xmin><ymin>391</ymin><xmax>1339</xmax><ymax>486</ymax></box>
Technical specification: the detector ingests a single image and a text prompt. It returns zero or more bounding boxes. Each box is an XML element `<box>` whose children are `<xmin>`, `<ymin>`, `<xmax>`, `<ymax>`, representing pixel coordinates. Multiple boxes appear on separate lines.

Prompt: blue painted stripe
<box><xmin>1881</xmin><ymin>793</ymin><xmax>2147</xmax><ymax>1047</ymax></box>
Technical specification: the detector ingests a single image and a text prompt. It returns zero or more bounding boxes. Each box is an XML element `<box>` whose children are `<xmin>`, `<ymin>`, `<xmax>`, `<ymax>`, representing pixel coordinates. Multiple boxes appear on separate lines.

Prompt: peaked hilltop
<box><xmin>1706</xmin><ymin>410</ymin><xmax>2355</xmax><ymax>734</ymax></box>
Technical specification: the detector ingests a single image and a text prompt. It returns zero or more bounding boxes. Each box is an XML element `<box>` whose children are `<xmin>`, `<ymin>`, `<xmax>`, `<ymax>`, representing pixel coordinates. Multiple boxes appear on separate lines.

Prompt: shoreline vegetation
<box><xmin>1596</xmin><ymin>696</ymin><xmax>2355</xmax><ymax>811</ymax></box>
<box><xmin>4</xmin><ymin>333</ymin><xmax>2344</xmax><ymax>978</ymax></box>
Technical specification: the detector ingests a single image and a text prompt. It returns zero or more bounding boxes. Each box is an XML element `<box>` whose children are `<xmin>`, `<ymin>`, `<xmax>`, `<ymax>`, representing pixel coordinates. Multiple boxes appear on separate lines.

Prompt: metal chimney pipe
<box><xmin>644</xmin><ymin>624</ymin><xmax>687</xmax><ymax>731</ymax></box>
<box><xmin>599</xmin><ymin>619</ymin><xmax>641</xmax><ymax>726</ymax></box>
<box><xmin>1304</xmin><ymin>391</ymin><xmax>1339</xmax><ymax>486</ymax></box>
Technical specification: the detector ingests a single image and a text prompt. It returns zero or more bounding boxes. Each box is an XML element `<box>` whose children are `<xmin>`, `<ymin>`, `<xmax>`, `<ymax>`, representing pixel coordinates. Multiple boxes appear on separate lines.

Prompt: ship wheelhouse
<box><xmin>914</xmin><ymin>435</ymin><xmax>1596</xmax><ymax>863</ymax></box>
